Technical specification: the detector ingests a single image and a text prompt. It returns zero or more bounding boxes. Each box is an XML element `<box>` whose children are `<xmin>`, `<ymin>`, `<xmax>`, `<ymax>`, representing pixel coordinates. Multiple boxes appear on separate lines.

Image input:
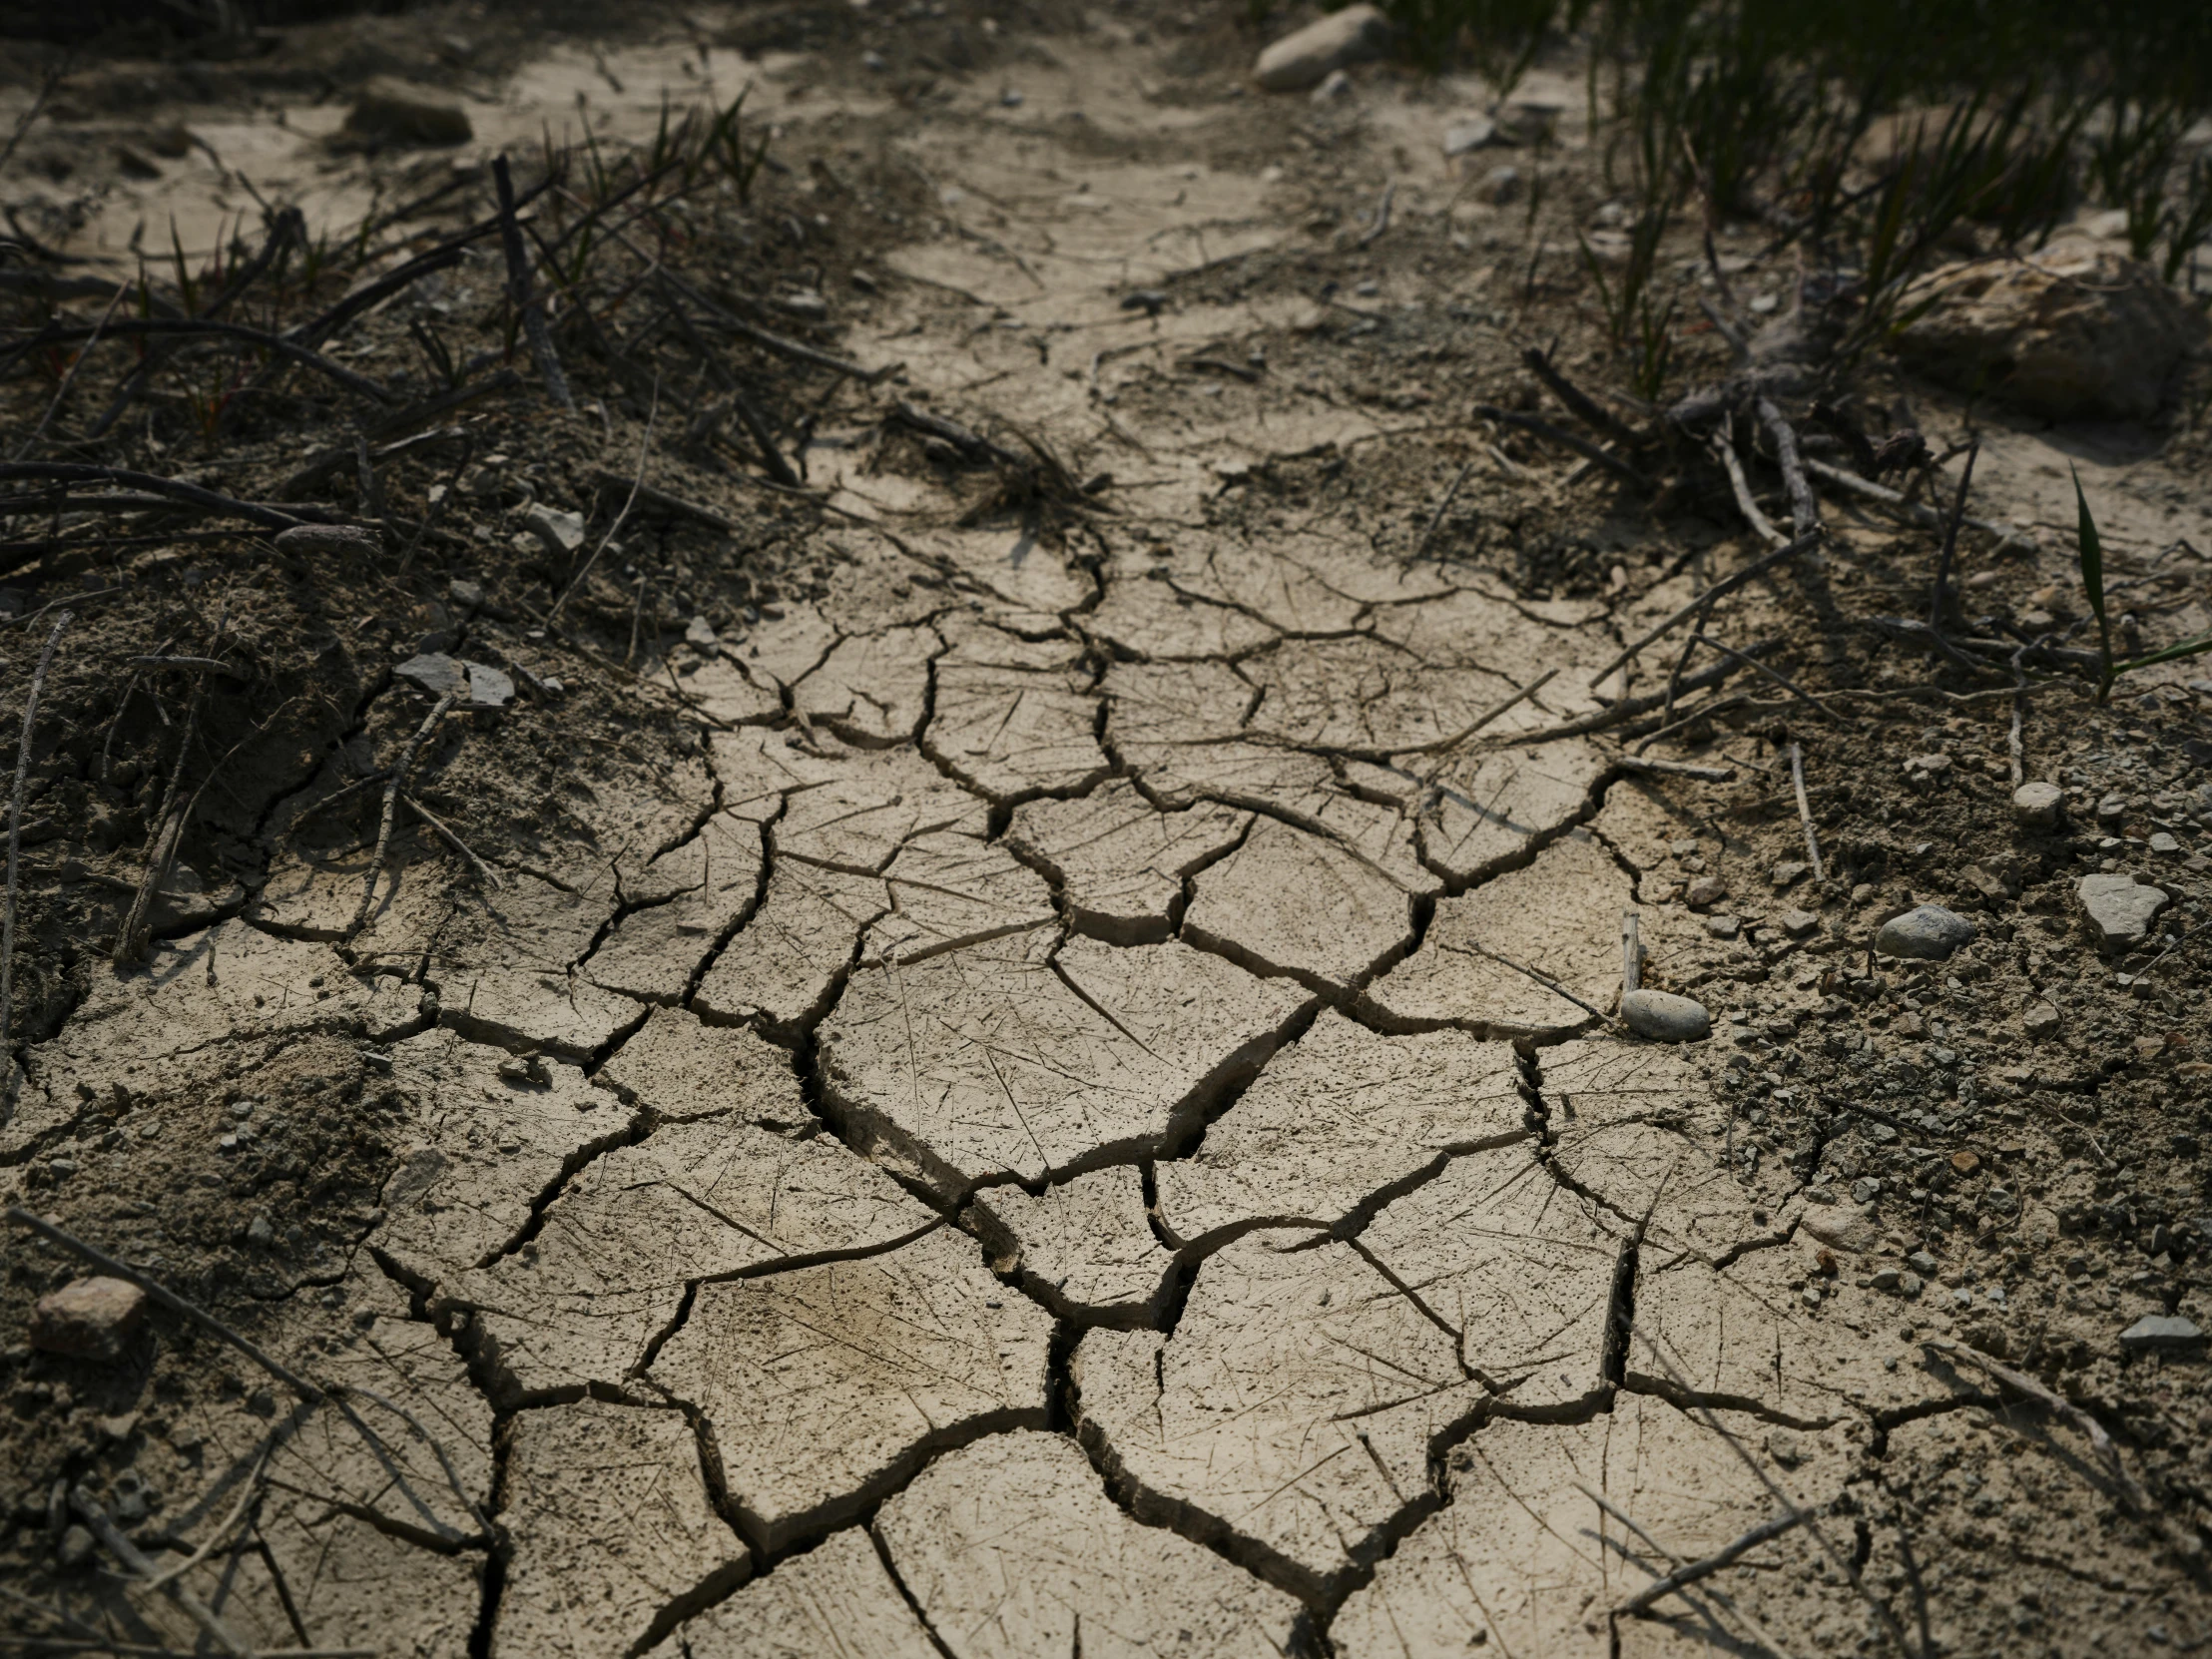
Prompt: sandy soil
<box><xmin>7</xmin><ymin>4</ymin><xmax>2212</xmax><ymax>1656</ymax></box>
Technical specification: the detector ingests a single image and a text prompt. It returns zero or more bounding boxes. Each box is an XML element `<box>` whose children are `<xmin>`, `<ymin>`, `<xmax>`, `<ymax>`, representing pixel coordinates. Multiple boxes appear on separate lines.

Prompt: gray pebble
<box><xmin>2011</xmin><ymin>781</ymin><xmax>2063</xmax><ymax>828</ymax></box>
<box><xmin>1875</xmin><ymin>904</ymin><xmax>1976</xmax><ymax>959</ymax></box>
<box><xmin>2077</xmin><ymin>872</ymin><xmax>2169</xmax><ymax>952</ymax></box>
<box><xmin>2119</xmin><ymin>1314</ymin><xmax>2204</xmax><ymax>1355</ymax></box>
<box><xmin>1621</xmin><ymin>988</ymin><xmax>1710</xmax><ymax>1042</ymax></box>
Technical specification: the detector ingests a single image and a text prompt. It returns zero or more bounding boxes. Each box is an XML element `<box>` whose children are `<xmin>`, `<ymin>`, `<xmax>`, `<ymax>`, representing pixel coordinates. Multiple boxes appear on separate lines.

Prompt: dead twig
<box><xmin>398</xmin><ymin>792</ymin><xmax>502</xmax><ymax>891</ymax></box>
<box><xmin>1929</xmin><ymin>438</ymin><xmax>1979</xmax><ymax>632</ymax></box>
<box><xmin>1587</xmin><ymin>533</ymin><xmax>1820</xmax><ymax>695</ymax></box>
<box><xmin>1355</xmin><ymin>180</ymin><xmax>1395</xmax><ymax>249</ymax></box>
<box><xmin>1712</xmin><ymin>428</ymin><xmax>1787</xmax><ymax>548</ymax></box>
<box><xmin>1</xmin><ymin>316</ymin><xmax>391</xmax><ymax>404</ymax></box>
<box><xmin>1523</xmin><ymin>345</ymin><xmax>1641</xmax><ymax>447</ymax></box>
<box><xmin>1512</xmin><ymin>648</ymin><xmax>1775</xmax><ymax>747</ymax></box>
<box><xmin>70</xmin><ymin>1488</ymin><xmax>250</xmax><ymax>1659</ymax></box>
<box><xmin>277</xmin><ymin>373</ymin><xmax>523</xmax><ymax>500</ymax></box>
<box><xmin>2</xmin><ymin>610</ymin><xmax>67</xmax><ymax>1087</ymax></box>
<box><xmin>1444</xmin><ymin>938</ymin><xmax>1620</xmax><ymax>1029</ymax></box>
<box><xmin>1632</xmin><ymin>694</ymin><xmax>1750</xmax><ymax>755</ymax></box>
<box><xmin>1693</xmin><ymin>632</ymin><xmax>1838</xmax><ymax>723</ymax></box>
<box><xmin>1616</xmin><ymin>1509</ymin><xmax>1807</xmax><ymax>1615</ymax></box>
<box><xmin>1474</xmin><ymin>405</ymin><xmax>1652</xmax><ymax>489</ymax></box>
<box><xmin>1400</xmin><ymin>668</ymin><xmax>1559</xmax><ymax>757</ymax></box>
<box><xmin>547</xmin><ymin>377</ymin><xmax>659</xmax><ymax>628</ymax></box>
<box><xmin>1412</xmin><ymin>460</ymin><xmax>1474</xmax><ymax>561</ymax></box>
<box><xmin>1789</xmin><ymin>741</ymin><xmax>1825</xmax><ymax>881</ymax></box>
<box><xmin>0</xmin><ymin>463</ymin><xmax>307</xmax><ymax>531</ymax></box>
<box><xmin>1924</xmin><ymin>1340</ymin><xmax>2149</xmax><ymax>1515</ymax></box>
<box><xmin>493</xmin><ymin>154</ymin><xmax>573</xmax><ymax>408</ymax></box>
<box><xmin>2008</xmin><ymin>686</ymin><xmax>2025</xmax><ymax>789</ymax></box>
<box><xmin>1802</xmin><ymin>454</ymin><xmax>2025</xmax><ymax>547</ymax></box>
<box><xmin>129</xmin><ymin>655</ymin><xmax>251</xmax><ymax>679</ymax></box>
<box><xmin>1622</xmin><ymin>909</ymin><xmax>1641</xmax><ymax>993</ymax></box>
<box><xmin>12</xmin><ymin>279</ymin><xmax>127</xmax><ymax>462</ymax></box>
<box><xmin>353</xmin><ymin>691</ymin><xmax>458</xmax><ymax>934</ymax></box>
<box><xmin>116</xmin><ymin>608</ymin><xmax>224</xmax><ymax>966</ymax></box>
<box><xmin>1571</xmin><ymin>1479</ymin><xmax>1801</xmax><ymax>1659</ymax></box>
<box><xmin>1755</xmin><ymin>397</ymin><xmax>1820</xmax><ymax>538</ymax></box>
<box><xmin>1613</xmin><ymin>754</ymin><xmax>1735</xmax><ymax>782</ymax></box>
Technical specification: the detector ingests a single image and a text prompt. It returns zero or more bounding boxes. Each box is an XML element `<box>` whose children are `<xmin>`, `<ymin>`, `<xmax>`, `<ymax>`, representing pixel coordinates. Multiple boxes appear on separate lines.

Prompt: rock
<box><xmin>1311</xmin><ymin>68</ymin><xmax>1354</xmax><ymax>104</ymax></box>
<box><xmin>520</xmin><ymin>502</ymin><xmax>586</xmax><ymax>556</ymax></box>
<box><xmin>1771</xmin><ymin>859</ymin><xmax>1809</xmax><ymax>888</ymax></box>
<box><xmin>1875</xmin><ymin>904</ymin><xmax>1976</xmax><ymax>959</ymax></box>
<box><xmin>2151</xmin><ymin>831</ymin><xmax>2182</xmax><ymax>854</ymax></box>
<box><xmin>2077</xmin><ymin>872</ymin><xmax>2170</xmax><ymax>952</ymax></box>
<box><xmin>1780</xmin><ymin>908</ymin><xmax>1820</xmax><ymax>938</ymax></box>
<box><xmin>56</xmin><ymin>1524</ymin><xmax>95</xmax><ymax>1569</ymax></box>
<box><xmin>1895</xmin><ymin>246</ymin><xmax>2208</xmax><ymax>420</ymax></box>
<box><xmin>1907</xmin><ymin>1250</ymin><xmax>1938</xmax><ymax>1276</ymax></box>
<box><xmin>1252</xmin><ymin>4</ymin><xmax>1390</xmax><ymax>92</ymax></box>
<box><xmin>2012</xmin><ymin>781</ymin><xmax>2064</xmax><ymax>829</ymax></box>
<box><xmin>344</xmin><ymin>78</ymin><xmax>473</xmax><ymax>147</ymax></box>
<box><xmin>1801</xmin><ymin>1203</ymin><xmax>1881</xmax><ymax>1255</ymax></box>
<box><xmin>393</xmin><ymin>653</ymin><xmax>513</xmax><ymax>710</ymax></box>
<box><xmin>1621</xmin><ymin>989</ymin><xmax>1710</xmax><ymax>1043</ymax></box>
<box><xmin>2120</xmin><ymin>1314</ymin><xmax>2205</xmax><ymax>1356</ymax></box>
<box><xmin>1684</xmin><ymin>874</ymin><xmax>1728</xmax><ymax>908</ymax></box>
<box><xmin>1480</xmin><ymin>164</ymin><xmax>1523</xmax><ymax>205</ymax></box>
<box><xmin>30</xmin><ymin>1277</ymin><xmax>146</xmax><ymax>1361</ymax></box>
<box><xmin>274</xmin><ymin>523</ymin><xmax>380</xmax><ymax>559</ymax></box>
<box><xmin>1442</xmin><ymin>117</ymin><xmax>1494</xmax><ymax>156</ymax></box>
<box><xmin>2023</xmin><ymin>999</ymin><xmax>2061</xmax><ymax>1037</ymax></box>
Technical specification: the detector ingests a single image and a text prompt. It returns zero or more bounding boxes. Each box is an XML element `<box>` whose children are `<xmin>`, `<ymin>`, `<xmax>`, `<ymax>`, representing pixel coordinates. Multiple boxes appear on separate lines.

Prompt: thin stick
<box><xmin>1356</xmin><ymin>180</ymin><xmax>1395</xmax><ymax>249</ymax></box>
<box><xmin>1633</xmin><ymin>694</ymin><xmax>1750</xmax><ymax>756</ymax></box>
<box><xmin>493</xmin><ymin>154</ymin><xmax>573</xmax><ymax>408</ymax></box>
<box><xmin>116</xmin><ymin>613</ymin><xmax>217</xmax><ymax>966</ymax></box>
<box><xmin>1755</xmin><ymin>397</ymin><xmax>1819</xmax><ymax>539</ymax></box>
<box><xmin>1412</xmin><ymin>460</ymin><xmax>1474</xmax><ymax>560</ymax></box>
<box><xmin>1928</xmin><ymin>438</ymin><xmax>1979</xmax><ymax>632</ymax></box>
<box><xmin>546</xmin><ymin>377</ymin><xmax>659</xmax><ymax>628</ymax></box>
<box><xmin>1586</xmin><ymin>535</ymin><xmax>1819</xmax><ymax>695</ymax></box>
<box><xmin>1570</xmin><ymin>1479</ymin><xmax>1800</xmax><ymax>1659</ymax></box>
<box><xmin>2</xmin><ymin>611</ymin><xmax>67</xmax><ymax>1084</ymax></box>
<box><xmin>399</xmin><ymin>791</ymin><xmax>502</xmax><ymax>890</ymax></box>
<box><xmin>13</xmin><ymin>281</ymin><xmax>127</xmax><ymax>462</ymax></box>
<box><xmin>142</xmin><ymin>1453</ymin><xmax>270</xmax><ymax>1591</ymax></box>
<box><xmin>1617</xmin><ymin>1509</ymin><xmax>1806</xmax><ymax>1614</ymax></box>
<box><xmin>0</xmin><ymin>463</ymin><xmax>305</xmax><ymax>531</ymax></box>
<box><xmin>1400</xmin><ymin>667</ymin><xmax>1559</xmax><ymax>757</ymax></box>
<box><xmin>1522</xmin><ymin>345</ymin><xmax>1642</xmax><ymax>446</ymax></box>
<box><xmin>1622</xmin><ymin>910</ymin><xmax>1641</xmax><ymax>993</ymax></box>
<box><xmin>1713</xmin><ymin>430</ymin><xmax>1787</xmax><ymax>547</ymax></box>
<box><xmin>1693</xmin><ymin>633</ymin><xmax>1838</xmax><ymax>723</ymax></box>
<box><xmin>1446</xmin><ymin>938</ymin><xmax>1620</xmax><ymax>1029</ymax></box>
<box><xmin>353</xmin><ymin>692</ymin><xmax>457</xmax><ymax>934</ymax></box>
<box><xmin>1802</xmin><ymin>454</ymin><xmax>2023</xmax><ymax>547</ymax></box>
<box><xmin>5</xmin><ymin>1207</ymin><xmax>323</xmax><ymax>1399</ymax></box>
<box><xmin>1</xmin><ymin>316</ymin><xmax>392</xmax><ymax>403</ymax></box>
<box><xmin>1788</xmin><ymin>742</ymin><xmax>1824</xmax><ymax>881</ymax></box>
<box><xmin>1474</xmin><ymin>405</ymin><xmax>1651</xmax><ymax>489</ymax></box>
<box><xmin>2008</xmin><ymin>687</ymin><xmax>2025</xmax><ymax>789</ymax></box>
<box><xmin>1924</xmin><ymin>1340</ymin><xmax>2148</xmax><ymax>1514</ymax></box>
<box><xmin>1614</xmin><ymin>755</ymin><xmax>1735</xmax><ymax>781</ymax></box>
<box><xmin>69</xmin><ymin>1489</ymin><xmax>249</xmax><ymax>1659</ymax></box>
<box><xmin>1515</xmin><ymin>650</ymin><xmax>1774</xmax><ymax>747</ymax></box>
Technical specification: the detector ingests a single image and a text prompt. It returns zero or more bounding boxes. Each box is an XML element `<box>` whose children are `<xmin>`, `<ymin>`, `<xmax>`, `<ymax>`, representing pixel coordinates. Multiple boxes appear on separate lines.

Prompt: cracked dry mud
<box><xmin>10</xmin><ymin>8</ymin><xmax>2212</xmax><ymax>1659</ymax></box>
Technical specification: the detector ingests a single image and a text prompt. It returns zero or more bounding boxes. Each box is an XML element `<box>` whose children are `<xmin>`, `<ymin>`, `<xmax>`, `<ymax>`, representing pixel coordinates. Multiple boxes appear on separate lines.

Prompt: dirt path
<box><xmin>8</xmin><ymin>7</ymin><xmax>2212</xmax><ymax>1657</ymax></box>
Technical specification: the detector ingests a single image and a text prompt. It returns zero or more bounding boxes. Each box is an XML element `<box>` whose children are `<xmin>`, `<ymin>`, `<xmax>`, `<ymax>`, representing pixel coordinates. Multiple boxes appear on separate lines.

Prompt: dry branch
<box><xmin>353</xmin><ymin>692</ymin><xmax>458</xmax><ymax>934</ymax></box>
<box><xmin>2</xmin><ymin>610</ymin><xmax>68</xmax><ymax>1086</ymax></box>
<box><xmin>494</xmin><ymin>155</ymin><xmax>574</xmax><ymax>408</ymax></box>
<box><xmin>1587</xmin><ymin>534</ymin><xmax>1820</xmax><ymax>695</ymax></box>
<box><xmin>1788</xmin><ymin>741</ymin><xmax>1824</xmax><ymax>881</ymax></box>
<box><xmin>1474</xmin><ymin>404</ymin><xmax>1652</xmax><ymax>489</ymax></box>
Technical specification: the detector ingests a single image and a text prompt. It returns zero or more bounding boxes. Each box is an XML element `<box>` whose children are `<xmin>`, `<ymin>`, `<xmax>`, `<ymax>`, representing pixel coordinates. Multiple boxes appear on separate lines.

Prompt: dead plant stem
<box><xmin>2</xmin><ymin>610</ymin><xmax>68</xmax><ymax>1083</ymax></box>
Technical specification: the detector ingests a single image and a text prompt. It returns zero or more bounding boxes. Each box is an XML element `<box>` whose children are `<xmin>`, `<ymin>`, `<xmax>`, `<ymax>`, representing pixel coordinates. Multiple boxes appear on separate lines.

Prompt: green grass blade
<box><xmin>2115</xmin><ymin>632</ymin><xmax>2212</xmax><ymax>673</ymax></box>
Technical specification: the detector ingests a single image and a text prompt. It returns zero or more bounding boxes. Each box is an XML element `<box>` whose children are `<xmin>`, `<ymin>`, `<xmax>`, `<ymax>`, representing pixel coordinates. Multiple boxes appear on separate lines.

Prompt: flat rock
<box><xmin>1005</xmin><ymin>782</ymin><xmax>1249</xmax><ymax>943</ymax></box>
<box><xmin>492</xmin><ymin>1399</ymin><xmax>747</xmax><ymax>1659</ymax></box>
<box><xmin>394</xmin><ymin>653</ymin><xmax>513</xmax><ymax>710</ymax></box>
<box><xmin>1875</xmin><ymin>904</ymin><xmax>1976</xmax><ymax>959</ymax></box>
<box><xmin>1365</xmin><ymin>831</ymin><xmax>1628</xmax><ymax>1036</ymax></box>
<box><xmin>2014</xmin><ymin>780</ymin><xmax>2065</xmax><ymax>828</ymax></box>
<box><xmin>643</xmin><ymin>1527</ymin><xmax>937</xmax><ymax>1659</ymax></box>
<box><xmin>795</xmin><ymin>626</ymin><xmax>939</xmax><ymax>746</ymax></box>
<box><xmin>1155</xmin><ymin>1011</ymin><xmax>1527</xmax><ymax>1249</ymax></box>
<box><xmin>444</xmin><ymin>1111</ymin><xmax>935</xmax><ymax>1400</ymax></box>
<box><xmin>2120</xmin><ymin>1314</ymin><xmax>2205</xmax><ymax>1354</ymax></box>
<box><xmin>345</xmin><ymin>77</ymin><xmax>473</xmax><ymax>145</ymax></box>
<box><xmin>1897</xmin><ymin>246</ymin><xmax>2207</xmax><ymax>419</ymax></box>
<box><xmin>866</xmin><ymin>830</ymin><xmax>1056</xmax><ymax>965</ymax></box>
<box><xmin>926</xmin><ymin>620</ymin><xmax>1107</xmax><ymax>801</ymax></box>
<box><xmin>374</xmin><ymin>1026</ymin><xmax>639</xmax><ymax>1285</ymax></box>
<box><xmin>595</xmin><ymin>1004</ymin><xmax>801</xmax><ymax>1119</ymax></box>
<box><xmin>876</xmin><ymin>1430</ymin><xmax>1304</xmax><ymax>1657</ymax></box>
<box><xmin>693</xmin><ymin>859</ymin><xmax>888</xmax><ymax>1032</ymax></box>
<box><xmin>1074</xmin><ymin>1230</ymin><xmax>1483</xmax><ymax>1603</ymax></box>
<box><xmin>30</xmin><ymin>1277</ymin><xmax>146</xmax><ymax>1360</ymax></box>
<box><xmin>2078</xmin><ymin>872</ymin><xmax>2170</xmax><ymax>952</ymax></box>
<box><xmin>650</xmin><ymin>1225</ymin><xmax>1053</xmax><ymax>1550</ymax></box>
<box><xmin>967</xmin><ymin>1166</ymin><xmax>1174</xmax><ymax>1323</ymax></box>
<box><xmin>1358</xmin><ymin>1142</ymin><xmax>1622</xmax><ymax>1407</ymax></box>
<box><xmin>519</xmin><ymin>501</ymin><xmax>586</xmax><ymax>554</ymax></box>
<box><xmin>1621</xmin><ymin>987</ymin><xmax>1710</xmax><ymax>1041</ymax></box>
<box><xmin>821</xmin><ymin>928</ymin><xmax>1312</xmax><ymax>1195</ymax></box>
<box><xmin>585</xmin><ymin>815</ymin><xmax>764</xmax><ymax>1003</ymax></box>
<box><xmin>1254</xmin><ymin>5</ymin><xmax>1390</xmax><ymax>92</ymax></box>
<box><xmin>1182</xmin><ymin>816</ymin><xmax>1415</xmax><ymax>994</ymax></box>
<box><xmin>1333</xmin><ymin>1395</ymin><xmax>1851</xmax><ymax>1657</ymax></box>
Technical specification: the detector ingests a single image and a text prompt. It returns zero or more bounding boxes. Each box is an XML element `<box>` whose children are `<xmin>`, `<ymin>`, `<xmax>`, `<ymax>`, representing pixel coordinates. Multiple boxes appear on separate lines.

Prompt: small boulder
<box><xmin>1253</xmin><ymin>5</ymin><xmax>1391</xmax><ymax>92</ymax></box>
<box><xmin>2077</xmin><ymin>872</ymin><xmax>2169</xmax><ymax>952</ymax></box>
<box><xmin>2119</xmin><ymin>1314</ymin><xmax>2205</xmax><ymax>1356</ymax></box>
<box><xmin>1875</xmin><ymin>904</ymin><xmax>1976</xmax><ymax>959</ymax></box>
<box><xmin>1621</xmin><ymin>988</ymin><xmax>1710</xmax><ymax>1043</ymax></box>
<box><xmin>344</xmin><ymin>78</ymin><xmax>473</xmax><ymax>148</ymax></box>
<box><xmin>1895</xmin><ymin>246</ymin><xmax>2207</xmax><ymax>420</ymax></box>
<box><xmin>2012</xmin><ymin>781</ymin><xmax>2064</xmax><ymax>829</ymax></box>
<box><xmin>31</xmin><ymin>1277</ymin><xmax>147</xmax><ymax>1362</ymax></box>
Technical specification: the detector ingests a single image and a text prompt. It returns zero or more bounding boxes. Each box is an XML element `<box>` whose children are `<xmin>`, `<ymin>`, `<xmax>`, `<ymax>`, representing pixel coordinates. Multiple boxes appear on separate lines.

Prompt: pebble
<box><xmin>1621</xmin><ymin>988</ymin><xmax>1710</xmax><ymax>1042</ymax></box>
<box><xmin>31</xmin><ymin>1277</ymin><xmax>147</xmax><ymax>1362</ymax></box>
<box><xmin>1875</xmin><ymin>904</ymin><xmax>1976</xmax><ymax>959</ymax></box>
<box><xmin>56</xmin><ymin>1524</ymin><xmax>95</xmax><ymax>1569</ymax></box>
<box><xmin>1442</xmin><ymin>117</ymin><xmax>1495</xmax><ymax>156</ymax></box>
<box><xmin>2119</xmin><ymin>1314</ymin><xmax>2205</xmax><ymax>1355</ymax></box>
<box><xmin>1252</xmin><ymin>4</ymin><xmax>1389</xmax><ymax>91</ymax></box>
<box><xmin>1480</xmin><ymin>165</ymin><xmax>1523</xmax><ymax>205</ymax></box>
<box><xmin>2011</xmin><ymin>781</ymin><xmax>2064</xmax><ymax>828</ymax></box>
<box><xmin>1780</xmin><ymin>908</ymin><xmax>1820</xmax><ymax>937</ymax></box>
<box><xmin>344</xmin><ymin>78</ymin><xmax>473</xmax><ymax>147</ymax></box>
<box><xmin>2077</xmin><ymin>872</ymin><xmax>2170</xmax><ymax>952</ymax></box>
<box><xmin>1310</xmin><ymin>68</ymin><xmax>1354</xmax><ymax>103</ymax></box>
<box><xmin>1685</xmin><ymin>874</ymin><xmax>1729</xmax><ymax>908</ymax></box>
<box><xmin>1771</xmin><ymin>859</ymin><xmax>1809</xmax><ymax>888</ymax></box>
<box><xmin>2023</xmin><ymin>999</ymin><xmax>2061</xmax><ymax>1036</ymax></box>
<box><xmin>521</xmin><ymin>502</ymin><xmax>586</xmax><ymax>556</ymax></box>
<box><xmin>2151</xmin><ymin>831</ymin><xmax>2181</xmax><ymax>854</ymax></box>
<box><xmin>1704</xmin><ymin>914</ymin><xmax>1740</xmax><ymax>940</ymax></box>
<box><xmin>274</xmin><ymin>523</ymin><xmax>380</xmax><ymax>559</ymax></box>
